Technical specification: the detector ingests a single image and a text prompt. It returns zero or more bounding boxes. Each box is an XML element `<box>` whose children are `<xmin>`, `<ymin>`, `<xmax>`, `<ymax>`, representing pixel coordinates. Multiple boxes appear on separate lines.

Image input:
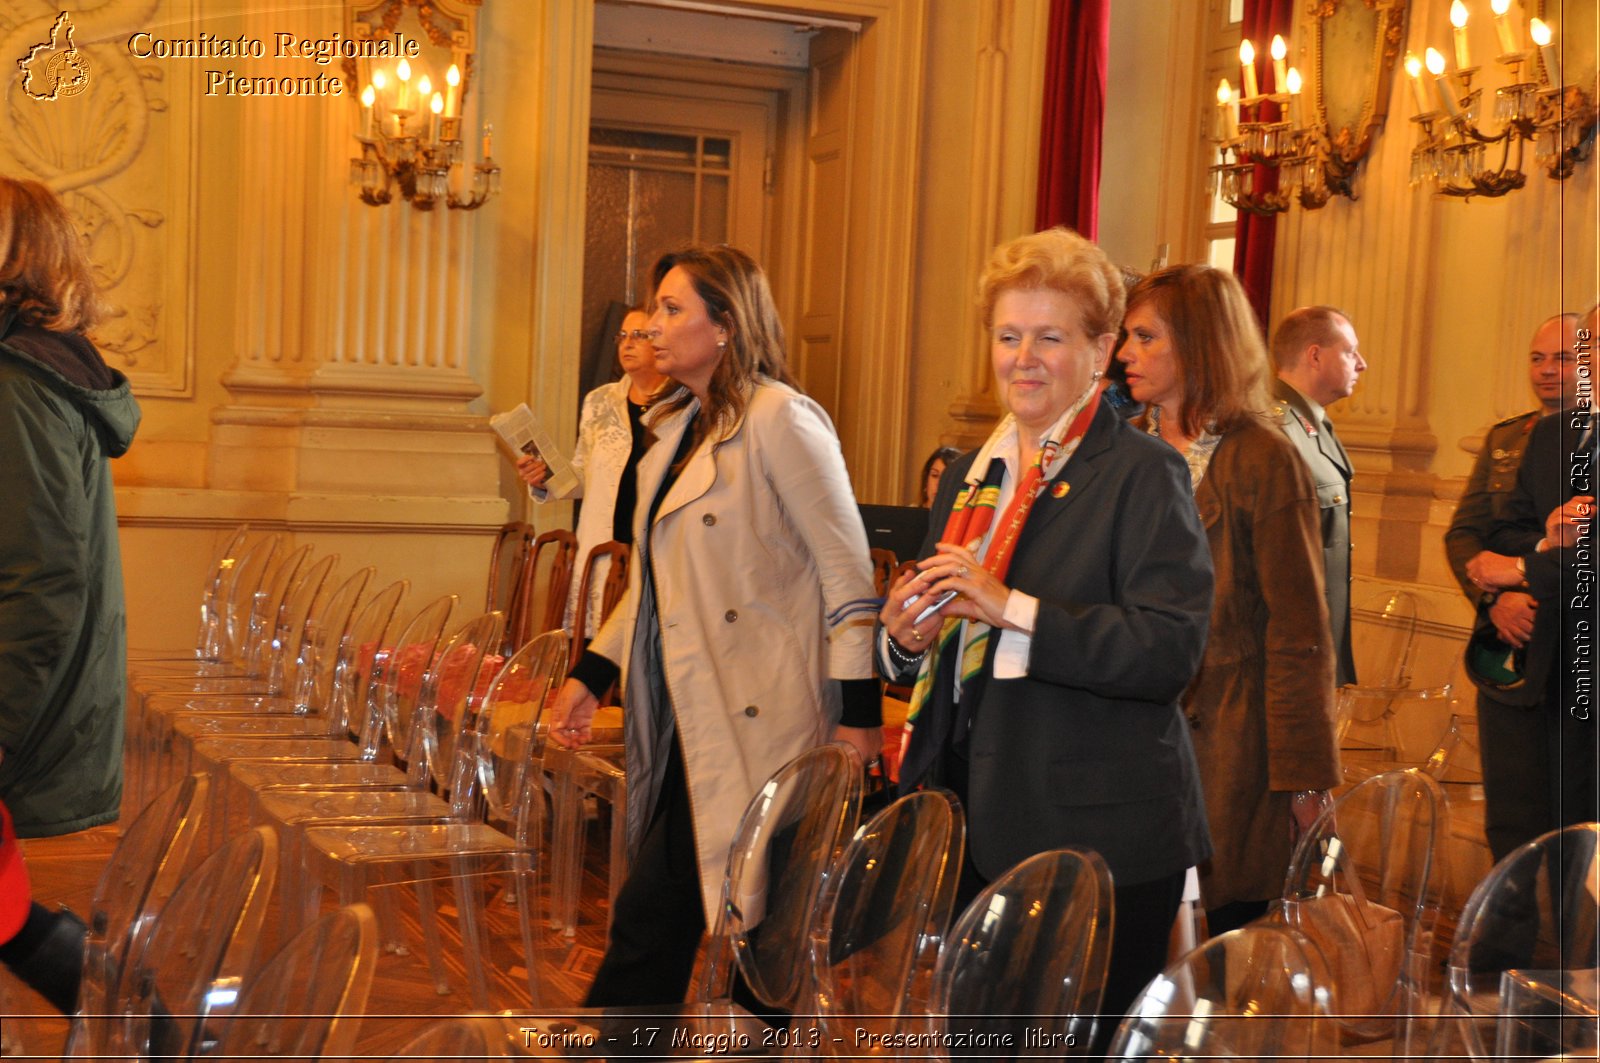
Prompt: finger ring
<box><xmin>958</xmin><ymin>565</ymin><xmax>968</xmax><ymax>578</ymax></box>
<box><xmin>912</xmin><ymin>628</ymin><xmax>924</xmax><ymax>641</ymax></box>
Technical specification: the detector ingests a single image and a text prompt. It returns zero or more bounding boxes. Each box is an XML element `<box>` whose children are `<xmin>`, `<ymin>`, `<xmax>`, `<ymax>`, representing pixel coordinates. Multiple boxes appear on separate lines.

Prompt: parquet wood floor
<box><xmin>3</xmin><ymin>793</ymin><xmax>624</xmax><ymax>1059</ymax></box>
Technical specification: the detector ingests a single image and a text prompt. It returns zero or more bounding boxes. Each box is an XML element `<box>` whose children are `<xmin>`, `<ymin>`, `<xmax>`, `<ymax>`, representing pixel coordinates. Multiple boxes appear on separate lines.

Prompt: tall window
<box><xmin>1200</xmin><ymin>0</ymin><xmax>1244</xmax><ymax>270</ymax></box>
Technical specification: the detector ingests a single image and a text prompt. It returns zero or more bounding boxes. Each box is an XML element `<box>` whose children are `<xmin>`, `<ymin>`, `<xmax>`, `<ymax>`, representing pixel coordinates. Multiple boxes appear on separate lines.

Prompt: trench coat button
<box><xmin>1186</xmin><ymin>712</ymin><xmax>1202</xmax><ymax>730</ymax></box>
<box><xmin>744</xmin><ymin>705</ymin><xmax>759</xmax><ymax>717</ymax></box>
<box><xmin>703</xmin><ymin>513</ymin><xmax>717</xmax><ymax>526</ymax></box>
<box><xmin>725</xmin><ymin>609</ymin><xmax>738</xmax><ymax>623</ymax></box>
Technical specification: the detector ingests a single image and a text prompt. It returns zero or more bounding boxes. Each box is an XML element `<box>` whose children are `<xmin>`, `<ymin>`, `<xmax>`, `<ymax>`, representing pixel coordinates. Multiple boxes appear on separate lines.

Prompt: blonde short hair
<box><xmin>977</xmin><ymin>227</ymin><xmax>1125</xmax><ymax>338</ymax></box>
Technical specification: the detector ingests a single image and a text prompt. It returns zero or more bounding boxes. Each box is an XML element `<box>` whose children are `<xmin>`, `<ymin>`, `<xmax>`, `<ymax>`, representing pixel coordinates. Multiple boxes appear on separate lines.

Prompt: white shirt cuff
<box><xmin>993</xmin><ymin>590</ymin><xmax>1038</xmax><ymax>679</ymax></box>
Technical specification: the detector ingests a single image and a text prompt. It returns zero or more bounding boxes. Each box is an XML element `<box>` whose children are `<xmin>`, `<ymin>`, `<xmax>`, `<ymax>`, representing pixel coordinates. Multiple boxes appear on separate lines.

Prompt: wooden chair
<box><xmin>515</xmin><ymin>529</ymin><xmax>577</xmax><ymax>648</ymax></box>
<box><xmin>570</xmin><ymin>540</ymin><xmax>631</xmax><ymax>669</ymax></box>
<box><xmin>869</xmin><ymin>547</ymin><xmax>899</xmax><ymax>595</ymax></box>
<box><xmin>485</xmin><ymin>522</ymin><xmax>535</xmax><ymax>654</ymax></box>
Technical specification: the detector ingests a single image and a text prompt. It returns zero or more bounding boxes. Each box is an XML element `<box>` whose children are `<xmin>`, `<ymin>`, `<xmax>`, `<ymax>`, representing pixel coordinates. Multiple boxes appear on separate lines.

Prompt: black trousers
<box><xmin>943</xmin><ymin>747</ymin><xmax>1184</xmax><ymax>1057</ymax></box>
<box><xmin>584</xmin><ymin>737</ymin><xmax>702</xmax><ymax>1007</ymax></box>
<box><xmin>1479</xmin><ymin>678</ymin><xmax>1598</xmax><ymax>864</ymax></box>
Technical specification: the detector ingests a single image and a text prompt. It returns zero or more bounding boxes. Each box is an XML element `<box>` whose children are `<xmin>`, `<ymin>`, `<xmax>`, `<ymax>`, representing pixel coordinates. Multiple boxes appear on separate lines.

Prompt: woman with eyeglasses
<box><xmin>517</xmin><ymin>308</ymin><xmax>667</xmax><ymax>637</ymax></box>
<box><xmin>546</xmin><ymin>245</ymin><xmax>880</xmax><ymax>1009</ymax></box>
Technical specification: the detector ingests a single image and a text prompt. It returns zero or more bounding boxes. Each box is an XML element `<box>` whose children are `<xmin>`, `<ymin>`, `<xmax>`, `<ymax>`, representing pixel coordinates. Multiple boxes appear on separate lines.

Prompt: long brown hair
<box><xmin>652</xmin><ymin>245</ymin><xmax>797</xmax><ymax>453</ymax></box>
<box><xmin>0</xmin><ymin>177</ymin><xmax>108</xmax><ymax>333</ymax></box>
<box><xmin>1126</xmin><ymin>264</ymin><xmax>1272</xmax><ymax>437</ymax></box>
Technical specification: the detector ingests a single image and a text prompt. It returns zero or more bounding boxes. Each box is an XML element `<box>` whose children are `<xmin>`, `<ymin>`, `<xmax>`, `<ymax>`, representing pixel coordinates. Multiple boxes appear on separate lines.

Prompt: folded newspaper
<box><xmin>490</xmin><ymin>403</ymin><xmax>580</xmax><ymax>497</ymax></box>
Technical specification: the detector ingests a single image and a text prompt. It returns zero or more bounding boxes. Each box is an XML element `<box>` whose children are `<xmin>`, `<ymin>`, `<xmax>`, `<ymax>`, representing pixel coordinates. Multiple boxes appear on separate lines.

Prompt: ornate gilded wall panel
<box><xmin>2</xmin><ymin>1</ymin><xmax>198</xmax><ymax>396</ymax></box>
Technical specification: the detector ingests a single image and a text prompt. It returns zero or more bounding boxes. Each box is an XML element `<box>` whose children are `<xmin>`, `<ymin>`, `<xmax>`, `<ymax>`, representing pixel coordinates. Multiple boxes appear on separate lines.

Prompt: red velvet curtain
<box><xmin>1231</xmin><ymin>0</ymin><xmax>1295</xmax><ymax>327</ymax></box>
<box><xmin>1035</xmin><ymin>0</ymin><xmax>1110</xmax><ymax>239</ymax></box>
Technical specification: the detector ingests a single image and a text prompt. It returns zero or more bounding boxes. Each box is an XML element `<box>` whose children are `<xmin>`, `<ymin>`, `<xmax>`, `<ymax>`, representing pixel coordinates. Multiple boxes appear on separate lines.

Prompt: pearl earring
<box><xmin>1091</xmin><ymin>369</ymin><xmax>1104</xmax><ymax>380</ymax></box>
<box><xmin>716</xmin><ymin>338</ymin><xmax>727</xmax><ymax>351</ymax></box>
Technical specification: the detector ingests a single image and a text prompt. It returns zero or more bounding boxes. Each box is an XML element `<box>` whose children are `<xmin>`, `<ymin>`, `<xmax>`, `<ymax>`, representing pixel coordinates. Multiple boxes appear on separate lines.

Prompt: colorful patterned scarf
<box><xmin>905</xmin><ymin>391</ymin><xmax>1100</xmax><ymax>728</ymax></box>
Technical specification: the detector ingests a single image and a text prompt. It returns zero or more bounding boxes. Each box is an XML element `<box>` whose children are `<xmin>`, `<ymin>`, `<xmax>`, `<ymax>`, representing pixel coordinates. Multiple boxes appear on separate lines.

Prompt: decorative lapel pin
<box><xmin>1051</xmin><ymin>481</ymin><xmax>1071</xmax><ymax>499</ymax></box>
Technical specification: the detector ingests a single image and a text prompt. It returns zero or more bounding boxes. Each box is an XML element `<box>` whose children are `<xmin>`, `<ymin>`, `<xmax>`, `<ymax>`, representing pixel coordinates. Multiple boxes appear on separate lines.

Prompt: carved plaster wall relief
<box><xmin>1</xmin><ymin>0</ymin><xmax>197</xmax><ymax>396</ymax></box>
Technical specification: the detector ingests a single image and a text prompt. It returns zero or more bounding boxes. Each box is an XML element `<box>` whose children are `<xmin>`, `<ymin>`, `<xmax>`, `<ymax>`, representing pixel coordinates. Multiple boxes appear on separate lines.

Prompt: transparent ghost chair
<box><xmin>931</xmin><ymin>847</ymin><xmax>1115</xmax><ymax>1058</ymax></box>
<box><xmin>1352</xmin><ymin>587</ymin><xmax>1422</xmax><ymax>691</ymax></box>
<box><xmin>125</xmin><ymin>530</ymin><xmax>280</xmax><ymax>678</ymax></box>
<box><xmin>1428</xmin><ymin>822</ymin><xmax>1599</xmax><ymax>1062</ymax></box>
<box><xmin>1422</xmin><ymin>708</ymin><xmax>1494</xmax><ymax>915</ymax></box>
<box><xmin>107</xmin><ymin>826</ymin><xmax>277</xmax><ymax>1062</ymax></box>
<box><xmin>300</xmin><ymin>628</ymin><xmax>569</xmax><ymax>1009</ymax></box>
<box><xmin>546</xmin><ymin>540</ymin><xmax>632</xmax><ymax>937</ymax></box>
<box><xmin>1280</xmin><ymin>768</ymin><xmax>1447</xmax><ymax>1055</ymax></box>
<box><xmin>126</xmin><ymin>523</ymin><xmax>250</xmax><ymax>662</ymax></box>
<box><xmin>205</xmin><ymin>904</ymin><xmax>378</xmax><ymax>1061</ymax></box>
<box><xmin>194</xmin><ymin>592</ymin><xmax>453</xmax><ymax>846</ymax></box>
<box><xmin>699</xmin><ymin>742</ymin><xmax>866</xmax><ymax>1010</ymax></box>
<box><xmin>221</xmin><ymin>587</ymin><xmax>439</xmax><ymax>803</ymax></box>
<box><xmin>125</xmin><ymin>533</ymin><xmax>283</xmax><ymax>808</ymax></box>
<box><xmin>1107</xmin><ymin>924</ymin><xmax>1338</xmax><ymax>1061</ymax></box>
<box><xmin>497</xmin><ymin>741</ymin><xmax>864</xmax><ymax>1049</ymax></box>
<box><xmin>148</xmin><ymin>563</ymin><xmax>372</xmax><ymax>792</ymax></box>
<box><xmin>253</xmin><ymin>611</ymin><xmax>507</xmax><ymax>934</ymax></box>
<box><xmin>388</xmin><ymin>1016</ymin><xmax>534</xmax><ymax>1060</ymax></box>
<box><xmin>129</xmin><ymin>541</ymin><xmax>312</xmax><ymax>694</ymax></box>
<box><xmin>128</xmin><ymin>546</ymin><xmax>325</xmax><ymax>808</ymax></box>
<box><xmin>221</xmin><ymin>592</ymin><xmax>458</xmax><ymax>832</ymax></box>
<box><xmin>63</xmin><ymin>774</ymin><xmax>211</xmax><ymax>1058</ymax></box>
<box><xmin>803</xmin><ymin>788</ymin><xmax>966</xmax><ymax>1053</ymax></box>
<box><xmin>1333</xmin><ymin>683</ymin><xmax>1455</xmax><ymax>782</ymax></box>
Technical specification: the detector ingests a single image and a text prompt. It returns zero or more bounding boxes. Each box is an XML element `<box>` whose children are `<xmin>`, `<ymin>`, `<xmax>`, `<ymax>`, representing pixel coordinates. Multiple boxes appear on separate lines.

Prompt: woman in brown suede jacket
<box><xmin>1119</xmin><ymin>265</ymin><xmax>1340</xmax><ymax>934</ymax></box>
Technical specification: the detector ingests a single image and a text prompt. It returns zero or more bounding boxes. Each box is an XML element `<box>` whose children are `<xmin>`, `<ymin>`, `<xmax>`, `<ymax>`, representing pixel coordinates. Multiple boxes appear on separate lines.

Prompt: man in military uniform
<box><xmin>1446</xmin><ymin>312</ymin><xmax>1581</xmax><ymax>860</ymax></box>
<box><xmin>1271</xmin><ymin>306</ymin><xmax>1366</xmax><ymax>687</ymax></box>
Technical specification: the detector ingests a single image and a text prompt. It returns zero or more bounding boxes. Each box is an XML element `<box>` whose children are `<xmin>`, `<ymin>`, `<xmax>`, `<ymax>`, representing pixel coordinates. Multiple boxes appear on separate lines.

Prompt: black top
<box><xmin>610</xmin><ymin>396</ymin><xmax>651</xmax><ymax>544</ymax></box>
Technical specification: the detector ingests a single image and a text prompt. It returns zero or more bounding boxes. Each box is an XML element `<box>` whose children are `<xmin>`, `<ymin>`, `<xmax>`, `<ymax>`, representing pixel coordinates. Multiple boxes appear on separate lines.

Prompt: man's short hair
<box><xmin>1270</xmin><ymin>305</ymin><xmax>1351</xmax><ymax>371</ymax></box>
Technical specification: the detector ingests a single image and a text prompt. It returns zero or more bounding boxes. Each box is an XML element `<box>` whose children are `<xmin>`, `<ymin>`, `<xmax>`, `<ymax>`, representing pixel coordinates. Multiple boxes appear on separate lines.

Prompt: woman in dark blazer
<box><xmin>1119</xmin><ymin>264</ymin><xmax>1341</xmax><ymax>935</ymax></box>
<box><xmin>880</xmin><ymin>227</ymin><xmax>1214</xmax><ymax>1044</ymax></box>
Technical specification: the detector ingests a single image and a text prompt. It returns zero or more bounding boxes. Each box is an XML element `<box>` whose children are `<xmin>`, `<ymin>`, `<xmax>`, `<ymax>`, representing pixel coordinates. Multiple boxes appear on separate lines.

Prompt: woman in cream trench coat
<box><xmin>591</xmin><ymin>381</ymin><xmax>876</xmax><ymax>919</ymax></box>
<box><xmin>550</xmin><ymin>245</ymin><xmax>880</xmax><ymax>1008</ymax></box>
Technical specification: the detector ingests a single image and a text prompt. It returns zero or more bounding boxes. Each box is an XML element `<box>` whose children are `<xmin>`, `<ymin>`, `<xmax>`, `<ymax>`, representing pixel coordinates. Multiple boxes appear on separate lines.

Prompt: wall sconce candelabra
<box><xmin>345</xmin><ymin>0</ymin><xmax>500</xmax><ymax>210</ymax></box>
<box><xmin>1406</xmin><ymin>1</ymin><xmax>1596</xmax><ymax>198</ymax></box>
<box><xmin>1210</xmin><ymin>35</ymin><xmax>1333</xmax><ymax>215</ymax></box>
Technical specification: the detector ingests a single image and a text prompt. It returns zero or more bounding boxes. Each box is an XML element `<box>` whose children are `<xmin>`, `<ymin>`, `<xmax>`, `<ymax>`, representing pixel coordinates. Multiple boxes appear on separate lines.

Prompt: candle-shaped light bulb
<box><xmin>372</xmin><ymin>68</ymin><xmax>387</xmax><ymax>91</ymax></box>
<box><xmin>1450</xmin><ymin>0</ymin><xmax>1472</xmax><ymax>69</ymax></box>
<box><xmin>1270</xmin><ymin>34</ymin><xmax>1289</xmax><ymax>93</ymax></box>
<box><xmin>396</xmin><ymin>57</ymin><xmax>411</xmax><ymax>110</ymax></box>
<box><xmin>416</xmin><ymin>74</ymin><xmax>432</xmax><ymax>99</ymax></box>
<box><xmin>445</xmin><ymin>63</ymin><xmax>460</xmax><ymax>118</ymax></box>
<box><xmin>1426</xmin><ymin>46</ymin><xmax>1462</xmax><ymax>116</ymax></box>
<box><xmin>396</xmin><ymin>58</ymin><xmax>411</xmax><ymax>82</ymax></box>
<box><xmin>429</xmin><ymin>91</ymin><xmax>443</xmax><ymax>144</ymax></box>
<box><xmin>1216</xmin><ymin>78</ymin><xmax>1239</xmax><ymax>141</ymax></box>
<box><xmin>1490</xmin><ymin>0</ymin><xmax>1521</xmax><ymax>55</ymax></box>
<box><xmin>1529</xmin><ymin>18</ymin><xmax>1562</xmax><ymax>87</ymax></box>
<box><xmin>1239</xmin><ymin>38</ymin><xmax>1259</xmax><ymax>99</ymax></box>
<box><xmin>1285</xmin><ymin>66</ymin><xmax>1304</xmax><ymax>126</ymax></box>
<box><xmin>360</xmin><ymin>83</ymin><xmax>376</xmax><ymax>138</ymax></box>
<box><xmin>1405</xmin><ymin>52</ymin><xmax>1432</xmax><ymax>113</ymax></box>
